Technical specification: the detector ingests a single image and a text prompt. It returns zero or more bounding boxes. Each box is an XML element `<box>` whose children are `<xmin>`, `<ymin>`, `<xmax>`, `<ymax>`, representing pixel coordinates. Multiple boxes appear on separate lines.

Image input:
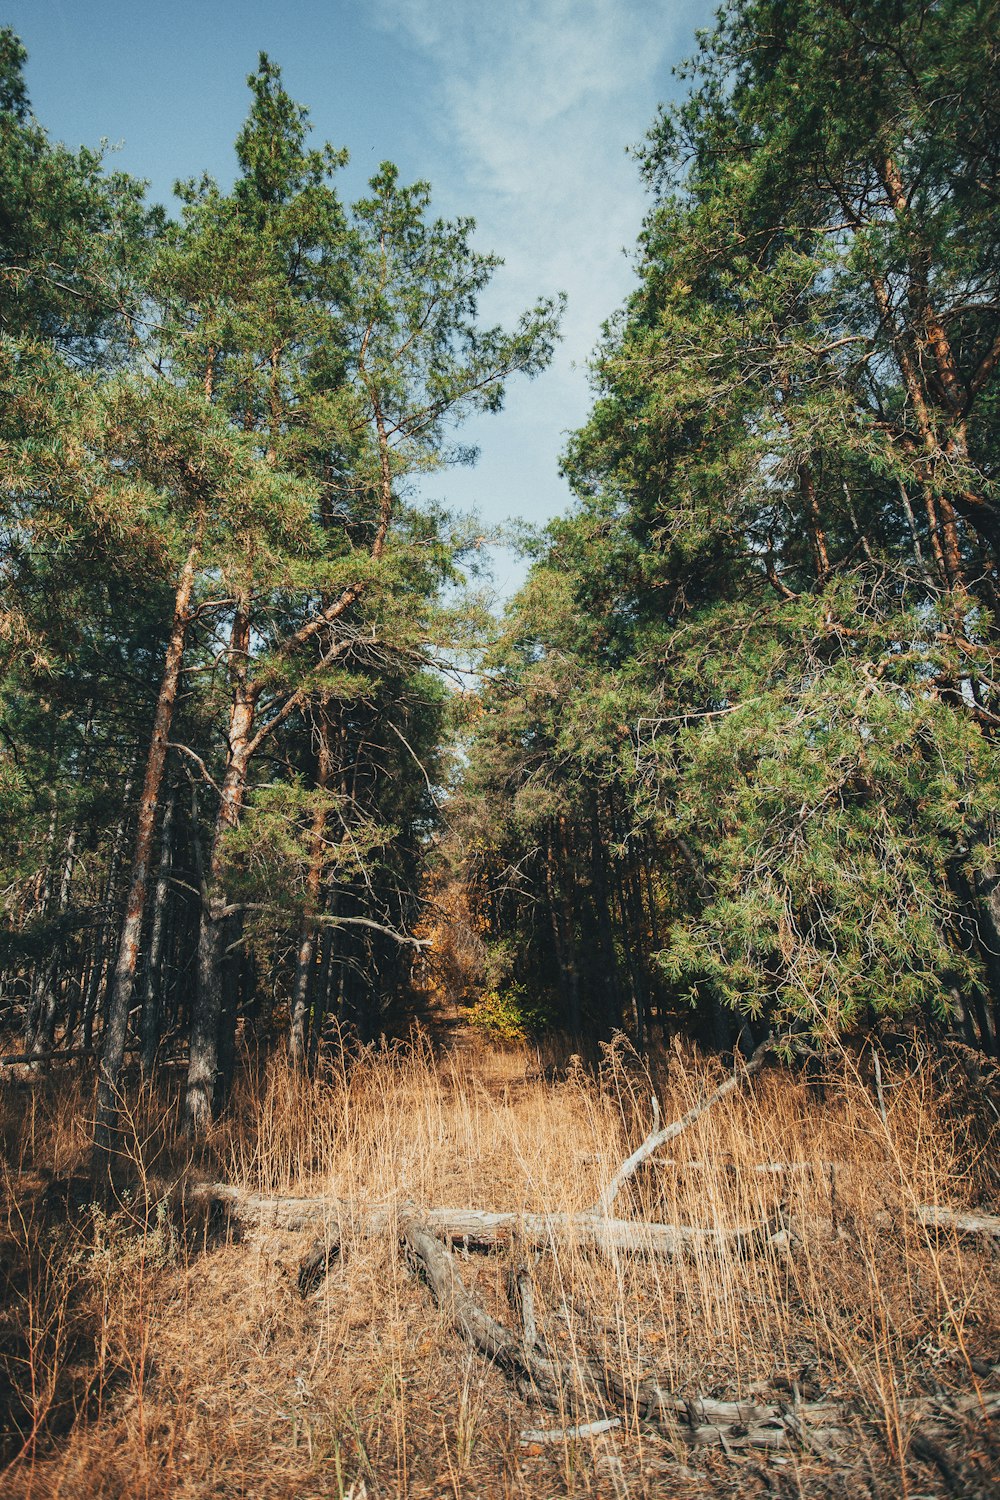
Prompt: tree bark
<box><xmin>33</xmin><ymin>826</ymin><xmax>78</xmax><ymax>1056</ymax></box>
<box><xmin>139</xmin><ymin>785</ymin><xmax>176</xmax><ymax>1073</ymax></box>
<box><xmin>290</xmin><ymin>717</ymin><xmax>334</xmax><ymax>1069</ymax></box>
<box><xmin>96</xmin><ymin>537</ymin><xmax>200</xmax><ymax>1156</ymax></box>
<box><xmin>24</xmin><ymin>807</ymin><xmax>57</xmax><ymax>1052</ymax></box>
<box><xmin>184</xmin><ymin>595</ymin><xmax>253</xmax><ymax>1135</ymax></box>
<box><xmin>589</xmin><ymin>796</ymin><xmax>622</xmax><ymax>1033</ymax></box>
<box><xmin>81</xmin><ymin>772</ymin><xmax>135</xmax><ymax>1053</ymax></box>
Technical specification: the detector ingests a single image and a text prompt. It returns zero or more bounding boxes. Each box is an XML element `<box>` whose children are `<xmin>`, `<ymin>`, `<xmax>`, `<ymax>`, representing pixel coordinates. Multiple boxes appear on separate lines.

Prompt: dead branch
<box><xmin>593</xmin><ymin>1040</ymin><xmax>772</xmax><ymax>1215</ymax></box>
<box><xmin>519</xmin><ymin>1419</ymin><xmax>621</xmax><ymax>1444</ymax></box>
<box><xmin>400</xmin><ymin>1214</ymin><xmax>596</xmax><ymax>1414</ymax></box>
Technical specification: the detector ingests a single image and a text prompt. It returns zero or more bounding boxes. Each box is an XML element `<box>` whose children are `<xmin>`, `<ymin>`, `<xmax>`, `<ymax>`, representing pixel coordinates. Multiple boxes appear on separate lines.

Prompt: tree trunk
<box><xmin>215</xmin><ymin>915</ymin><xmax>243</xmax><ymax>1110</ymax></box>
<box><xmin>96</xmin><ymin>540</ymin><xmax>200</xmax><ymax>1156</ymax></box>
<box><xmin>185</xmin><ymin>597</ymin><xmax>254</xmax><ymax>1136</ymax></box>
<box><xmin>81</xmin><ymin>777</ymin><xmax>134</xmax><ymax>1053</ymax></box>
<box><xmin>947</xmin><ymin>856</ymin><xmax>1000</xmax><ymax>1056</ymax></box>
<box><xmin>589</xmin><ymin>796</ymin><xmax>622</xmax><ymax>1033</ymax></box>
<box><xmin>182</xmin><ymin>381</ymin><xmax>394</xmax><ymax>1129</ymax></box>
<box><xmin>543</xmin><ymin>840</ymin><xmax>573</xmax><ymax>1030</ymax></box>
<box><xmin>187</xmin><ymin>908</ymin><xmax>226</xmax><ymax>1136</ymax></box>
<box><xmin>310</xmin><ymin>920</ymin><xmax>336</xmax><ymax>1066</ymax></box>
<box><xmin>139</xmin><ymin>785</ymin><xmax>176</xmax><ymax>1073</ymax></box>
<box><xmin>33</xmin><ymin>826</ymin><xmax>78</xmax><ymax>1056</ymax></box>
<box><xmin>24</xmin><ymin>808</ymin><xmax>58</xmax><ymax>1051</ymax></box>
<box><xmin>290</xmin><ymin>719</ymin><xmax>333</xmax><ymax>1069</ymax></box>
<box><xmin>970</xmin><ymin>861</ymin><xmax>1000</xmax><ymax>1055</ymax></box>
<box><xmin>556</xmin><ymin>821</ymin><xmax>582</xmax><ymax>1035</ymax></box>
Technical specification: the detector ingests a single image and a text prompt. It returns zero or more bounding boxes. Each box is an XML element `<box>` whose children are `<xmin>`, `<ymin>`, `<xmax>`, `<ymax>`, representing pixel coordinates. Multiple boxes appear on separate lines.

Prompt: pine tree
<box><xmin>460</xmin><ymin>0</ymin><xmax>1000</xmax><ymax>1051</ymax></box>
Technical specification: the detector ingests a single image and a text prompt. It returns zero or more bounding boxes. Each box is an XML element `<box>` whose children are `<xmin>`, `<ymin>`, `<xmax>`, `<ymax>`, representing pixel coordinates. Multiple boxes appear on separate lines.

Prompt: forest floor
<box><xmin>0</xmin><ymin>1030</ymin><xmax>998</xmax><ymax>1498</ymax></box>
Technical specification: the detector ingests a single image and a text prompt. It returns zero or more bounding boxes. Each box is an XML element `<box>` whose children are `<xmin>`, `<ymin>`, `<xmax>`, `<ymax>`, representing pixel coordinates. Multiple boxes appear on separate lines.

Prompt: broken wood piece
<box><xmin>507</xmin><ymin>1262</ymin><xmax>539</xmax><ymax>1352</ymax></box>
<box><xmin>915</xmin><ymin>1204</ymin><xmax>1000</xmax><ymax>1239</ymax></box>
<box><xmin>519</xmin><ymin>1418</ymin><xmax>621</xmax><ymax>1444</ymax></box>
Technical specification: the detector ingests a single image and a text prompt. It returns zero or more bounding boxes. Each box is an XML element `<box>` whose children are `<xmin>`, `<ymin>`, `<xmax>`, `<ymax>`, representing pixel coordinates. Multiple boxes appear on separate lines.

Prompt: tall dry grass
<box><xmin>0</xmin><ymin>1033</ymin><xmax>996</xmax><ymax>1497</ymax></box>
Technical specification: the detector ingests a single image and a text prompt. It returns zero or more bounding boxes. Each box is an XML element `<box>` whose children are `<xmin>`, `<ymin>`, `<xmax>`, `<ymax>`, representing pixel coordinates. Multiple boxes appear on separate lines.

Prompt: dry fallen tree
<box><xmin>591</xmin><ymin>1039</ymin><xmax>771</xmax><ymax>1215</ymax></box>
<box><xmin>196</xmin><ymin>1045</ymin><xmax>784</xmax><ymax>1259</ymax></box>
<box><xmin>196</xmin><ymin>1038</ymin><xmax>1000</xmax><ymax>1252</ymax></box>
<box><xmin>188</xmin><ymin>1047</ymin><xmax>1000</xmax><ymax>1463</ymax></box>
<box><xmin>198</xmin><ymin>1188</ymin><xmax>784</xmax><ymax>1259</ymax></box>
<box><xmin>399</xmin><ymin>1210</ymin><xmax>1000</xmax><ymax>1455</ymax></box>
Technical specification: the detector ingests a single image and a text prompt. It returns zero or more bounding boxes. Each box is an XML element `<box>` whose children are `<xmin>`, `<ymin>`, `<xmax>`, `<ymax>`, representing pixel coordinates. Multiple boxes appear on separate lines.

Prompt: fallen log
<box><xmin>519</xmin><ymin>1418</ymin><xmax>621</xmax><ymax>1444</ymax></box>
<box><xmin>190</xmin><ymin>1178</ymin><xmax>1000</xmax><ymax>1290</ymax></box>
<box><xmin>783</xmin><ymin>1204</ymin><xmax>1000</xmax><ymax>1244</ymax></box>
<box><xmin>915</xmin><ymin>1204</ymin><xmax>1000</xmax><ymax>1239</ymax></box>
<box><xmin>0</xmin><ymin>1046</ymin><xmax>97</xmax><ymax>1066</ymax></box>
<box><xmin>190</xmin><ymin>1183</ymin><xmax>782</xmax><ymax>1261</ymax></box>
<box><xmin>655</xmin><ymin>1158</ymin><xmax>848</xmax><ymax>1176</ymax></box>
<box><xmin>402</xmin><ymin>1212</ymin><xmax>1000</xmax><ymax>1463</ymax></box>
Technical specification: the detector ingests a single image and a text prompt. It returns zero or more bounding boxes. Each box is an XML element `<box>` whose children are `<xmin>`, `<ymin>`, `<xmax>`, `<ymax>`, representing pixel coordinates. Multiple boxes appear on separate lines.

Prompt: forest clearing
<box><xmin>1</xmin><ymin>1030</ymin><xmax>998</xmax><ymax>1498</ymax></box>
<box><xmin>2</xmin><ymin>0</ymin><xmax>1000</xmax><ymax>1493</ymax></box>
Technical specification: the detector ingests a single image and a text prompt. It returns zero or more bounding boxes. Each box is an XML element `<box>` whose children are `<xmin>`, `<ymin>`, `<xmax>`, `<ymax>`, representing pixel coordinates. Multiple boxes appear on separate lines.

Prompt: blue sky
<box><xmin>7</xmin><ymin>0</ymin><xmax>714</xmax><ymax>594</ymax></box>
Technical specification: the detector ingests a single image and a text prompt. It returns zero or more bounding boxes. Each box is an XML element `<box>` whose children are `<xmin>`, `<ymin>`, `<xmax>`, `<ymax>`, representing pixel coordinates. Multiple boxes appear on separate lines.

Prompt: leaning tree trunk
<box><xmin>96</xmin><ymin>540</ymin><xmax>200</xmax><ymax>1157</ymax></box>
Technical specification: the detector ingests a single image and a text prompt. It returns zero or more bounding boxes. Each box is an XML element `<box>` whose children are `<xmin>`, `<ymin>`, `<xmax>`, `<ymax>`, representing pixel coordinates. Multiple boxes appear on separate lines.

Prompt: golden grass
<box><xmin>0</xmin><ymin>1033</ymin><xmax>997</xmax><ymax>1497</ymax></box>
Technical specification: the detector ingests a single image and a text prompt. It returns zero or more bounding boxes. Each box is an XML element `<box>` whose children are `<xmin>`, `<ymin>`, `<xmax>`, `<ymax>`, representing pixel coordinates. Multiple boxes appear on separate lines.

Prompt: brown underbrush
<box><xmin>0</xmin><ymin>1033</ymin><xmax>997</xmax><ymax>1498</ymax></box>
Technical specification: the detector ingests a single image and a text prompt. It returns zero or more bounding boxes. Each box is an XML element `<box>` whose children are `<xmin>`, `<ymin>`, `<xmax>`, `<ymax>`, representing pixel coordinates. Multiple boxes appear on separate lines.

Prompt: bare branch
<box><xmin>592</xmin><ymin>1039</ymin><xmax>772</xmax><ymax>1215</ymax></box>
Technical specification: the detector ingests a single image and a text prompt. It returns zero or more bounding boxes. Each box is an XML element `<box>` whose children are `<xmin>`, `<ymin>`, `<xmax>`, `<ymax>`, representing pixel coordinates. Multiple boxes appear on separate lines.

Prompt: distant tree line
<box><xmin>446</xmin><ymin>0</ymin><xmax>1000</xmax><ymax>1058</ymax></box>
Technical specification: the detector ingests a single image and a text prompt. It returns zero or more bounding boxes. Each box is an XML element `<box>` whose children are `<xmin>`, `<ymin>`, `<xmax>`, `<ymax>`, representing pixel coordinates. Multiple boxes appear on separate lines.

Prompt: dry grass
<box><xmin>0</xmin><ymin>1032</ymin><xmax>997</xmax><ymax>1498</ymax></box>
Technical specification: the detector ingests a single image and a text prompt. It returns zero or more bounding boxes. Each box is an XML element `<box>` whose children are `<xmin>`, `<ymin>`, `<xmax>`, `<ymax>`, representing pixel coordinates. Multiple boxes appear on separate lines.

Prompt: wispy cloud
<box><xmin>373</xmin><ymin>0</ymin><xmax>711</xmax><ymax>543</ymax></box>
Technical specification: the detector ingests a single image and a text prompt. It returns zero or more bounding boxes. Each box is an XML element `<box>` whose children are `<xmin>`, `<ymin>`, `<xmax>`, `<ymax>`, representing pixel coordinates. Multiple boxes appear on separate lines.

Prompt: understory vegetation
<box><xmin>1</xmin><ymin>1038</ymin><xmax>998</xmax><ymax>1498</ymax></box>
<box><xmin>2</xmin><ymin>0</ymin><xmax>999</xmax><ymax>1493</ymax></box>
